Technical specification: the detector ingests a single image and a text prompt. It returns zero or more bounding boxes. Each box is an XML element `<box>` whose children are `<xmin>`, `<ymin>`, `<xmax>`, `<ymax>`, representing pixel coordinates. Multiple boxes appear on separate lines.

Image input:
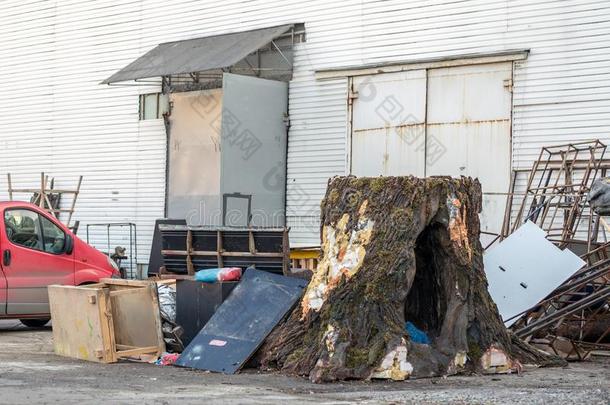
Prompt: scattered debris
<box><xmin>157</xmin><ymin>281</ymin><xmax>184</xmax><ymax>352</ymax></box>
<box><xmin>158</xmin><ymin>283</ymin><xmax>177</xmax><ymax>322</ymax></box>
<box><xmin>155</xmin><ymin>352</ymin><xmax>180</xmax><ymax>366</ymax></box>
<box><xmin>175</xmin><ymin>268</ymin><xmax>307</xmax><ymax>374</ymax></box>
<box><xmin>588</xmin><ymin>177</ymin><xmax>610</xmax><ymax>215</ymax></box>
<box><xmin>41</xmin><ymin>141</ymin><xmax>610</xmax><ymax>381</ymax></box>
<box><xmin>511</xmin><ymin>255</ymin><xmax>610</xmax><ymax>359</ymax></box>
<box><xmin>194</xmin><ymin>267</ymin><xmax>242</xmax><ymax>283</ymax></box>
<box><xmin>111</xmin><ymin>246</ymin><xmax>128</xmax><ymax>279</ymax></box>
<box><xmin>496</xmin><ymin>140</ymin><xmax>610</xmax><ymax>360</ymax></box>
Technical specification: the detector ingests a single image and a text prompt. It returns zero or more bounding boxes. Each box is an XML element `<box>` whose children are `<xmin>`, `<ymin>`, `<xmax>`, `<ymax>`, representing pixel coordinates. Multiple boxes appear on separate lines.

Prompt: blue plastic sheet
<box><xmin>405</xmin><ymin>321</ymin><xmax>430</xmax><ymax>344</ymax></box>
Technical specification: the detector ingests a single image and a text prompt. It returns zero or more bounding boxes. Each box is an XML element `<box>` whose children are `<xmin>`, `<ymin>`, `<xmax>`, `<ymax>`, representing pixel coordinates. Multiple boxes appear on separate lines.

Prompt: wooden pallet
<box><xmin>48</xmin><ymin>279</ymin><xmax>165</xmax><ymax>363</ymax></box>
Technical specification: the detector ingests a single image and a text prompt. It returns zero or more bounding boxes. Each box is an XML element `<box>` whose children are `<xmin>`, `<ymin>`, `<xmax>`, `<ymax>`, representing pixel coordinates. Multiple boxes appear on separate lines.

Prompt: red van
<box><xmin>0</xmin><ymin>201</ymin><xmax>120</xmax><ymax>327</ymax></box>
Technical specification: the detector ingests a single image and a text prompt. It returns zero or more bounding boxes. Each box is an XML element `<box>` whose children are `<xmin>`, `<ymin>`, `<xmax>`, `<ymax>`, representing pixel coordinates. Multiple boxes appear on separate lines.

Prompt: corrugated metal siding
<box><xmin>0</xmin><ymin>1</ymin><xmax>165</xmax><ymax>265</ymax></box>
<box><xmin>1</xmin><ymin>0</ymin><xmax>609</xmax><ymax>252</ymax></box>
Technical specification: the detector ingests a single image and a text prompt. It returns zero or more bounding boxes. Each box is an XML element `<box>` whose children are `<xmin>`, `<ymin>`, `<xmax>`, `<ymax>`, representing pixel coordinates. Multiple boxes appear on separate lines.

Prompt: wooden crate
<box><xmin>48</xmin><ymin>278</ymin><xmax>165</xmax><ymax>363</ymax></box>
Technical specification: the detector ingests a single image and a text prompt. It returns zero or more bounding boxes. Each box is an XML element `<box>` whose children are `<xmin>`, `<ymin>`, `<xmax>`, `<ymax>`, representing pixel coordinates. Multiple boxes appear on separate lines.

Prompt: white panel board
<box><xmin>483</xmin><ymin>221</ymin><xmax>585</xmax><ymax>326</ymax></box>
<box><xmin>351</xmin><ymin>70</ymin><xmax>427</xmax><ymax>177</ymax></box>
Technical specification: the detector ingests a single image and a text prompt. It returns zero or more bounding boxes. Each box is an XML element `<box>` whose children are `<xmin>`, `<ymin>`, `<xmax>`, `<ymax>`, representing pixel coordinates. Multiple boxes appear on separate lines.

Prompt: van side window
<box><xmin>40</xmin><ymin>215</ymin><xmax>66</xmax><ymax>254</ymax></box>
<box><xmin>4</xmin><ymin>209</ymin><xmax>43</xmax><ymax>250</ymax></box>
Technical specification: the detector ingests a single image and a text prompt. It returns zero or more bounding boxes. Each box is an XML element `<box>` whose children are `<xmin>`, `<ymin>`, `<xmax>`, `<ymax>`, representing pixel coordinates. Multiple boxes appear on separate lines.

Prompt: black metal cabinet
<box><xmin>176</xmin><ymin>280</ymin><xmax>237</xmax><ymax>347</ymax></box>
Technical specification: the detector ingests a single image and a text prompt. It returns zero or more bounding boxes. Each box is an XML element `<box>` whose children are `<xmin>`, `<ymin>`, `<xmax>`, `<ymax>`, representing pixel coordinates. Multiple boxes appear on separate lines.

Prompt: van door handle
<box><xmin>3</xmin><ymin>249</ymin><xmax>11</xmax><ymax>266</ymax></box>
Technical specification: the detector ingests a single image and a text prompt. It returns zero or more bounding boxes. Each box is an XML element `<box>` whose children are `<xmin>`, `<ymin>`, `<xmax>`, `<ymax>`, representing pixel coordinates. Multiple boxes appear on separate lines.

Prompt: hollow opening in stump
<box><xmin>404</xmin><ymin>222</ymin><xmax>448</xmax><ymax>340</ymax></box>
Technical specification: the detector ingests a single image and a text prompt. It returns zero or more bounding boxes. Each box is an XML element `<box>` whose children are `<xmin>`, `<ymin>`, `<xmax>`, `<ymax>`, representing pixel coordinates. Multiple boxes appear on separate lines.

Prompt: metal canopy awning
<box><xmin>102</xmin><ymin>24</ymin><xmax>294</xmax><ymax>84</ymax></box>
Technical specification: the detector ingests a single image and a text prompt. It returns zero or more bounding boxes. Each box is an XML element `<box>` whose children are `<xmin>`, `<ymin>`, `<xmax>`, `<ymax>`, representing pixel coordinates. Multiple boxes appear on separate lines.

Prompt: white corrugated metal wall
<box><xmin>1</xmin><ymin>0</ymin><xmax>609</xmax><ymax>263</ymax></box>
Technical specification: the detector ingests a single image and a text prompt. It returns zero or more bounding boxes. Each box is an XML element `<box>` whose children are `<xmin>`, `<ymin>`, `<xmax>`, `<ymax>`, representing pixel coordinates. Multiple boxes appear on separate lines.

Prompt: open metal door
<box><xmin>167</xmin><ymin>89</ymin><xmax>223</xmax><ymax>225</ymax></box>
<box><xmin>220</xmin><ymin>73</ymin><xmax>288</xmax><ymax>227</ymax></box>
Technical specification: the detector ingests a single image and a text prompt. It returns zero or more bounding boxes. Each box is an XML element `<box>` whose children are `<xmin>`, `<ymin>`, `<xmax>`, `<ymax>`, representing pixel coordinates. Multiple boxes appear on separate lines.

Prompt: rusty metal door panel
<box><xmin>427</xmin><ymin>63</ymin><xmax>512</xmax><ymax>124</ymax></box>
<box><xmin>426</xmin><ymin>62</ymin><xmax>512</xmax><ymax>236</ymax></box>
<box><xmin>426</xmin><ymin>121</ymin><xmax>511</xmax><ymax>192</ymax></box>
<box><xmin>351</xmin><ymin>70</ymin><xmax>427</xmax><ymax>176</ymax></box>
<box><xmin>426</xmin><ymin>121</ymin><xmax>510</xmax><ymax>235</ymax></box>
<box><xmin>349</xmin><ymin>63</ymin><xmax>512</xmax><ymax>237</ymax></box>
<box><xmin>352</xmin><ymin>125</ymin><xmax>426</xmax><ymax>177</ymax></box>
<box><xmin>351</xmin><ymin>128</ymin><xmax>386</xmax><ymax>176</ymax></box>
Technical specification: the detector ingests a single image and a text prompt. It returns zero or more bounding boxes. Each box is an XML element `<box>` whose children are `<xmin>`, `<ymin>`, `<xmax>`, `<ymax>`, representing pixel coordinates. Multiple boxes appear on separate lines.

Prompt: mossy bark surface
<box><xmin>258</xmin><ymin>176</ymin><xmax>562</xmax><ymax>382</ymax></box>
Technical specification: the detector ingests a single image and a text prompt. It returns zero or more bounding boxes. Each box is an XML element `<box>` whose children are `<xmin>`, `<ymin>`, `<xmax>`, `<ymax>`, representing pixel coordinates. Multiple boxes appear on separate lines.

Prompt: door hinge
<box><xmin>283</xmin><ymin>113</ymin><xmax>290</xmax><ymax>128</ymax></box>
<box><xmin>348</xmin><ymin>90</ymin><xmax>359</xmax><ymax>106</ymax></box>
<box><xmin>503</xmin><ymin>78</ymin><xmax>513</xmax><ymax>93</ymax></box>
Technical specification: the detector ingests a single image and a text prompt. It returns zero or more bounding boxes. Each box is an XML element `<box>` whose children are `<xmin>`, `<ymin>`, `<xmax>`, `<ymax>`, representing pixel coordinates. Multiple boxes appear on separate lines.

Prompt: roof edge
<box><xmin>315</xmin><ymin>49</ymin><xmax>530</xmax><ymax>80</ymax></box>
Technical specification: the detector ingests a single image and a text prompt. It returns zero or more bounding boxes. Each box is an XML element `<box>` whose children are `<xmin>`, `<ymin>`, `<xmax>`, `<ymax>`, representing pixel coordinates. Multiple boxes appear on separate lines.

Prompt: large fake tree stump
<box><xmin>259</xmin><ymin>176</ymin><xmax>561</xmax><ymax>382</ymax></box>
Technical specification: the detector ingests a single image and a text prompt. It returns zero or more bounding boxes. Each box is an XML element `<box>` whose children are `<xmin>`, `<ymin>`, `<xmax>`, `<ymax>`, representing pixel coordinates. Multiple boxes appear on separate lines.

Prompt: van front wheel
<box><xmin>20</xmin><ymin>319</ymin><xmax>50</xmax><ymax>328</ymax></box>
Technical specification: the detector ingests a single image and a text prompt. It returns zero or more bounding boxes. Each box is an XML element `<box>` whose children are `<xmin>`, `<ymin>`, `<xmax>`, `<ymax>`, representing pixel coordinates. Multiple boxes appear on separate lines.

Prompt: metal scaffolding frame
<box><xmin>501</xmin><ymin>140</ymin><xmax>607</xmax><ymax>248</ymax></box>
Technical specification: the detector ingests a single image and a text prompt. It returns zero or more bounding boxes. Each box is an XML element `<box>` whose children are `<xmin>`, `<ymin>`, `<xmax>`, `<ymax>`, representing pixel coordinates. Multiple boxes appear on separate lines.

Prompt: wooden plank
<box><xmin>66</xmin><ymin>176</ymin><xmax>83</xmax><ymax>226</ymax></box>
<box><xmin>98</xmin><ymin>287</ymin><xmax>117</xmax><ymax>363</ymax></box>
<box><xmin>115</xmin><ymin>344</ymin><xmax>138</xmax><ymax>350</ymax></box>
<box><xmin>6</xmin><ymin>188</ymin><xmax>79</xmax><ymax>194</ymax></box>
<box><xmin>39</xmin><ymin>172</ymin><xmax>45</xmax><ymax>208</ymax></box>
<box><xmin>154</xmin><ymin>278</ymin><xmax>177</xmax><ymax>287</ymax></box>
<box><xmin>109</xmin><ymin>282</ymin><xmax>165</xmax><ymax>356</ymax></box>
<box><xmin>248</xmin><ymin>230</ymin><xmax>256</xmax><ymax>254</ymax></box>
<box><xmin>161</xmin><ymin>249</ymin><xmax>284</xmax><ymax>258</ymax></box>
<box><xmin>156</xmin><ymin>274</ymin><xmax>195</xmax><ymax>281</ymax></box>
<box><xmin>109</xmin><ymin>288</ymin><xmax>148</xmax><ymax>297</ymax></box>
<box><xmin>115</xmin><ymin>346</ymin><xmax>162</xmax><ymax>357</ymax></box>
<box><xmin>99</xmin><ymin>278</ymin><xmax>152</xmax><ymax>287</ymax></box>
<box><xmin>217</xmin><ymin>230</ymin><xmax>224</xmax><ymax>268</ymax></box>
<box><xmin>7</xmin><ymin>173</ymin><xmax>13</xmax><ymax>201</ymax></box>
<box><xmin>186</xmin><ymin>229</ymin><xmax>194</xmax><ymax>275</ymax></box>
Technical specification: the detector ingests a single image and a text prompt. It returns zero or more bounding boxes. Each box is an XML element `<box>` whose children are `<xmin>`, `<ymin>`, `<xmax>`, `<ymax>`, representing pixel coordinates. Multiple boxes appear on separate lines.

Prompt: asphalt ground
<box><xmin>0</xmin><ymin>319</ymin><xmax>608</xmax><ymax>404</ymax></box>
